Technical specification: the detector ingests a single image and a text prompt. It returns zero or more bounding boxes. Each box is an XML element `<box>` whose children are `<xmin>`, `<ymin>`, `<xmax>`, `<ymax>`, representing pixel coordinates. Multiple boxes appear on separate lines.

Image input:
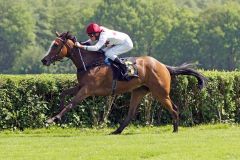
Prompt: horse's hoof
<box><xmin>110</xmin><ymin>130</ymin><xmax>122</xmax><ymax>135</ymax></box>
<box><xmin>45</xmin><ymin>123</ymin><xmax>50</xmax><ymax>128</ymax></box>
<box><xmin>173</xmin><ymin>129</ymin><xmax>178</xmax><ymax>133</ymax></box>
<box><xmin>46</xmin><ymin>116</ymin><xmax>61</xmax><ymax>124</ymax></box>
<box><xmin>46</xmin><ymin>118</ymin><xmax>54</xmax><ymax>124</ymax></box>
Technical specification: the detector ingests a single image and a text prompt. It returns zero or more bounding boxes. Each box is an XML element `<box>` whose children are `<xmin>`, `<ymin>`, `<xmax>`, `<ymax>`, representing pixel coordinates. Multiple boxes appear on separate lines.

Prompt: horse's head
<box><xmin>41</xmin><ymin>31</ymin><xmax>75</xmax><ymax>66</ymax></box>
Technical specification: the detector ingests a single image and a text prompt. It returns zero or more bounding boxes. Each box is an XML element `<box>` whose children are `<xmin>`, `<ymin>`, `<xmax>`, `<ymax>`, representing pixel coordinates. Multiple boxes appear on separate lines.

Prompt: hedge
<box><xmin>0</xmin><ymin>72</ymin><xmax>240</xmax><ymax>130</ymax></box>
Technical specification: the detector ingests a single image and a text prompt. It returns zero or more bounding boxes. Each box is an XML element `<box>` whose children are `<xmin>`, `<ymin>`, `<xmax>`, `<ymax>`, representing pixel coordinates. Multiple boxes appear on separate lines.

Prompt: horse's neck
<box><xmin>70</xmin><ymin>48</ymin><xmax>104</xmax><ymax>70</ymax></box>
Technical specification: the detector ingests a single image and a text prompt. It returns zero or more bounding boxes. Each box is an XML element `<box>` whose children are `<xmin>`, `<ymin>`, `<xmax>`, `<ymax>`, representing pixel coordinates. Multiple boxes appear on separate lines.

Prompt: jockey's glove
<box><xmin>75</xmin><ymin>42</ymin><xmax>81</xmax><ymax>48</ymax></box>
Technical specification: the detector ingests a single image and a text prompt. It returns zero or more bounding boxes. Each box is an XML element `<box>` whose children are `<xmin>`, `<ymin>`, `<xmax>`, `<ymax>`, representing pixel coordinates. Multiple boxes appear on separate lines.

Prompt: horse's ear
<box><xmin>66</xmin><ymin>31</ymin><xmax>69</xmax><ymax>37</ymax></box>
<box><xmin>55</xmin><ymin>31</ymin><xmax>60</xmax><ymax>37</ymax></box>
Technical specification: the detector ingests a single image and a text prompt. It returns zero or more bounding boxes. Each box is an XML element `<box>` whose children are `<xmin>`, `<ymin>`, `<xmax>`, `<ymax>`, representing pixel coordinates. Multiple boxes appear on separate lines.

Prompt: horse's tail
<box><xmin>166</xmin><ymin>63</ymin><xmax>207</xmax><ymax>90</ymax></box>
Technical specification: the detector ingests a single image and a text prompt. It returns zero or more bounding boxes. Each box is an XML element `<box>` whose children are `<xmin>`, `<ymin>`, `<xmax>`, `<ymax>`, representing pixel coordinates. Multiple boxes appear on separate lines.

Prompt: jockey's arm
<box><xmin>80</xmin><ymin>39</ymin><xmax>92</xmax><ymax>45</ymax></box>
<box><xmin>82</xmin><ymin>35</ymin><xmax>107</xmax><ymax>51</ymax></box>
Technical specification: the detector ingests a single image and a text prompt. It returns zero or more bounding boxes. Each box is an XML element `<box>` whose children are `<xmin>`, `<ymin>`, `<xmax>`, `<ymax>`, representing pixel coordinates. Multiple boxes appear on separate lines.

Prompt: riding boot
<box><xmin>113</xmin><ymin>57</ymin><xmax>128</xmax><ymax>77</ymax></box>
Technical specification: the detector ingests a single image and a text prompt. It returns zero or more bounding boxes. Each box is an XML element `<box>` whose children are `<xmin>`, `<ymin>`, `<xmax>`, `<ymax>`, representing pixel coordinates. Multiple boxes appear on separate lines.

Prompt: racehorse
<box><xmin>41</xmin><ymin>32</ymin><xmax>206</xmax><ymax>134</ymax></box>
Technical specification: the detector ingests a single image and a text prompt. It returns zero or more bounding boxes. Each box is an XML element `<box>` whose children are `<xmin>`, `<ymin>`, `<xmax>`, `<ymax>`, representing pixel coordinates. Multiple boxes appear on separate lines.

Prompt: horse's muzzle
<box><xmin>41</xmin><ymin>58</ymin><xmax>50</xmax><ymax>66</ymax></box>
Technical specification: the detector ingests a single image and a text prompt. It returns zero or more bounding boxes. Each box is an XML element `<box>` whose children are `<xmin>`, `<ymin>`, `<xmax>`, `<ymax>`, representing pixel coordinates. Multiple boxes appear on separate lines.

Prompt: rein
<box><xmin>77</xmin><ymin>48</ymin><xmax>87</xmax><ymax>71</ymax></box>
<box><xmin>73</xmin><ymin>37</ymin><xmax>87</xmax><ymax>71</ymax></box>
<box><xmin>50</xmin><ymin>37</ymin><xmax>87</xmax><ymax>69</ymax></box>
<box><xmin>77</xmin><ymin>58</ymin><xmax>105</xmax><ymax>73</ymax></box>
<box><xmin>51</xmin><ymin>34</ymin><xmax>105</xmax><ymax>74</ymax></box>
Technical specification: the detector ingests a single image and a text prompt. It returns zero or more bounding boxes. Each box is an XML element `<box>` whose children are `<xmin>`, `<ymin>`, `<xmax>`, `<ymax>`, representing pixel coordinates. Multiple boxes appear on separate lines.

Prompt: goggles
<box><xmin>88</xmin><ymin>33</ymin><xmax>95</xmax><ymax>37</ymax></box>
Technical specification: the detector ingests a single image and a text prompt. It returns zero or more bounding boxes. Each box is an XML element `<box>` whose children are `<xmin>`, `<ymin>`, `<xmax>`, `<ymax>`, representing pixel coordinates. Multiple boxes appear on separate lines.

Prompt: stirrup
<box><xmin>131</xmin><ymin>74</ymin><xmax>139</xmax><ymax>78</ymax></box>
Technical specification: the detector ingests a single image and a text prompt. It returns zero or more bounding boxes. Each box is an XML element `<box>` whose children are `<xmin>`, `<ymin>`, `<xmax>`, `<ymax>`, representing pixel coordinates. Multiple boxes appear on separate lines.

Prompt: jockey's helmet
<box><xmin>86</xmin><ymin>23</ymin><xmax>102</xmax><ymax>34</ymax></box>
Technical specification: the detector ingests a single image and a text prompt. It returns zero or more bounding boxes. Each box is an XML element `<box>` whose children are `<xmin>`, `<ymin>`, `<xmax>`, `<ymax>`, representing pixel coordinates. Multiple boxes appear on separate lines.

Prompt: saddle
<box><xmin>109</xmin><ymin>57</ymin><xmax>138</xmax><ymax>81</ymax></box>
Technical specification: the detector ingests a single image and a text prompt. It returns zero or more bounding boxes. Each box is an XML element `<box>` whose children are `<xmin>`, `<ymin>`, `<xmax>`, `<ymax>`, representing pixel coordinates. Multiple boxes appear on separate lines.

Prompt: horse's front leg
<box><xmin>46</xmin><ymin>86</ymin><xmax>90</xmax><ymax>124</ymax></box>
<box><xmin>59</xmin><ymin>86</ymin><xmax>80</xmax><ymax>110</ymax></box>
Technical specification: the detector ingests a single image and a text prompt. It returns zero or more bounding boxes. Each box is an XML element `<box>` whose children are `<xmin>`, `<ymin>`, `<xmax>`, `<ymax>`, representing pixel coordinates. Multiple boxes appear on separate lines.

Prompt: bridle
<box><xmin>50</xmin><ymin>36</ymin><xmax>87</xmax><ymax>71</ymax></box>
<box><xmin>49</xmin><ymin>37</ymin><xmax>70</xmax><ymax>64</ymax></box>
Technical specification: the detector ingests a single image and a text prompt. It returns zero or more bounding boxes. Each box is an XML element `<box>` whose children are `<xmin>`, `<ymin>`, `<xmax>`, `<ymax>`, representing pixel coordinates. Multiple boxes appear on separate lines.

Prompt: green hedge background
<box><xmin>0</xmin><ymin>72</ymin><xmax>240</xmax><ymax>130</ymax></box>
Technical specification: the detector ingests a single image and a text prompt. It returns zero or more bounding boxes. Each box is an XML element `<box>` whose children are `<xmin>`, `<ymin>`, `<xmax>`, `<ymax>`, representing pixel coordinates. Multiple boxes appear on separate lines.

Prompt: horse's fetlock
<box><xmin>66</xmin><ymin>103</ymin><xmax>73</xmax><ymax>109</ymax></box>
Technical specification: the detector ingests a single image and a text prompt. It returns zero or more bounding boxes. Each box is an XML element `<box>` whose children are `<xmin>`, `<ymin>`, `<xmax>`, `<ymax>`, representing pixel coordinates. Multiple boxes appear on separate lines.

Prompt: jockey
<box><xmin>75</xmin><ymin>23</ymin><xmax>133</xmax><ymax>77</ymax></box>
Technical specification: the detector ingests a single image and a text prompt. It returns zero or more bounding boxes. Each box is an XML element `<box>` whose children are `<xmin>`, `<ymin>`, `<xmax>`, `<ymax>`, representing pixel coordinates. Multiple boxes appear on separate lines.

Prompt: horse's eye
<box><xmin>52</xmin><ymin>43</ymin><xmax>58</xmax><ymax>49</ymax></box>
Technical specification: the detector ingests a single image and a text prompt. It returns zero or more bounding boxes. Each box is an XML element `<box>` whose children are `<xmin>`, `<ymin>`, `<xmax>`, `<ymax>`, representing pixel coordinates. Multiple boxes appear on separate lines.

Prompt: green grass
<box><xmin>0</xmin><ymin>124</ymin><xmax>239</xmax><ymax>160</ymax></box>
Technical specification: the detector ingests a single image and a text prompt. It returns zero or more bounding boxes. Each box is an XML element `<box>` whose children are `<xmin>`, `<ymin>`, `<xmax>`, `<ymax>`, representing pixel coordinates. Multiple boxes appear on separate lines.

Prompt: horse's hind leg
<box><xmin>155</xmin><ymin>95</ymin><xmax>179</xmax><ymax>132</ymax></box>
<box><xmin>170</xmin><ymin>101</ymin><xmax>179</xmax><ymax>132</ymax></box>
<box><xmin>111</xmin><ymin>86</ymin><xmax>149</xmax><ymax>134</ymax></box>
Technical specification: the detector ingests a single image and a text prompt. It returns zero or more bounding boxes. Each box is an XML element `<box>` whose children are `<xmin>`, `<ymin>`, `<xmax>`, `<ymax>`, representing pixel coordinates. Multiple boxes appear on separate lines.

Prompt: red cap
<box><xmin>86</xmin><ymin>23</ymin><xmax>102</xmax><ymax>34</ymax></box>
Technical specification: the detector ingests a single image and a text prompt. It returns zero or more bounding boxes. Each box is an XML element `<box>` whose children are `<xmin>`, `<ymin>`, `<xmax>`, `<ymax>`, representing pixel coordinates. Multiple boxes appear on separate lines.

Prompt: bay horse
<box><xmin>41</xmin><ymin>32</ymin><xmax>206</xmax><ymax>134</ymax></box>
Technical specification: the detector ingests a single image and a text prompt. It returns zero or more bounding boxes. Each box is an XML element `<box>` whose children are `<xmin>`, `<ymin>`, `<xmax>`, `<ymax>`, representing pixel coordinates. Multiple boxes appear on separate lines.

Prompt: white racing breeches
<box><xmin>104</xmin><ymin>35</ymin><xmax>133</xmax><ymax>60</ymax></box>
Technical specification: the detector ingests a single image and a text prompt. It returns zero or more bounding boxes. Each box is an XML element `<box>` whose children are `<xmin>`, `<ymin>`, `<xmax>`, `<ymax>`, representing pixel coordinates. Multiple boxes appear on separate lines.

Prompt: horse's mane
<box><xmin>59</xmin><ymin>32</ymin><xmax>76</xmax><ymax>43</ymax></box>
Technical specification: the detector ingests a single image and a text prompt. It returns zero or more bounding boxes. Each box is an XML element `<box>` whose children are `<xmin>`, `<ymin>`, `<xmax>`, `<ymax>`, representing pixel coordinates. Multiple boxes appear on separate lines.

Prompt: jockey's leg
<box><xmin>105</xmin><ymin>38</ymin><xmax>133</xmax><ymax>77</ymax></box>
<box><xmin>113</xmin><ymin>56</ymin><xmax>128</xmax><ymax>75</ymax></box>
<box><xmin>104</xmin><ymin>36</ymin><xmax>133</xmax><ymax>60</ymax></box>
